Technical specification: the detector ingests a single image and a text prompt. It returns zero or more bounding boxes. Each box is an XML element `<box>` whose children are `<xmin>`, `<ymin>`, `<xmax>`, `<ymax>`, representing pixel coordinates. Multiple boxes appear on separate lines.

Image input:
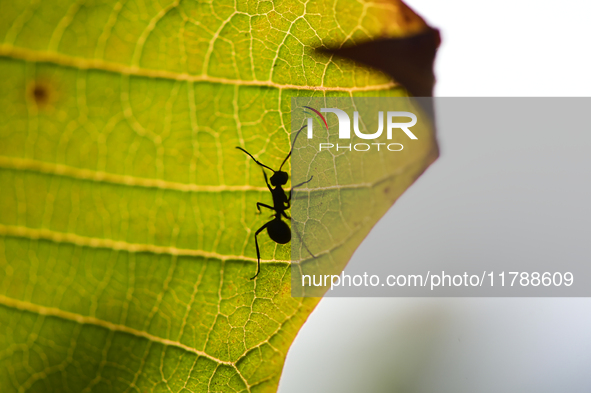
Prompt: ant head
<box><xmin>270</xmin><ymin>170</ymin><xmax>288</xmax><ymax>186</ymax></box>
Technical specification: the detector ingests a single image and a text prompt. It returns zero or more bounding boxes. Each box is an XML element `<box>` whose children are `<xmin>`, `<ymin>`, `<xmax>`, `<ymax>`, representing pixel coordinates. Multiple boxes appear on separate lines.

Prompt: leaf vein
<box><xmin>0</xmin><ymin>156</ymin><xmax>268</xmax><ymax>193</ymax></box>
<box><xmin>0</xmin><ymin>224</ymin><xmax>287</xmax><ymax>263</ymax></box>
<box><xmin>0</xmin><ymin>45</ymin><xmax>397</xmax><ymax>92</ymax></box>
<box><xmin>0</xmin><ymin>294</ymin><xmax>236</xmax><ymax>367</ymax></box>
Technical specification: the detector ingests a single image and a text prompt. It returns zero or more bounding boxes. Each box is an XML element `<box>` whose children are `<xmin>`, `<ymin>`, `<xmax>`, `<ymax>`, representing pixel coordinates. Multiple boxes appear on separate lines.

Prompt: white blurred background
<box><xmin>279</xmin><ymin>0</ymin><xmax>591</xmax><ymax>392</ymax></box>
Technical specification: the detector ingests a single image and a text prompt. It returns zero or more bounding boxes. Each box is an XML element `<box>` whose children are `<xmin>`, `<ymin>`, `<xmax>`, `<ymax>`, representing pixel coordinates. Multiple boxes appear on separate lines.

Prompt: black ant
<box><xmin>236</xmin><ymin>126</ymin><xmax>313</xmax><ymax>279</ymax></box>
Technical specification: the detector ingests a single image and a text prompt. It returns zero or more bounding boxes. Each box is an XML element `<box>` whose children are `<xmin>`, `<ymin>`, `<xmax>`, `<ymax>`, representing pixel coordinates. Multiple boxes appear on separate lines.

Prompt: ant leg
<box><xmin>257</xmin><ymin>202</ymin><xmax>274</xmax><ymax>214</ymax></box>
<box><xmin>262</xmin><ymin>170</ymin><xmax>273</xmax><ymax>191</ymax></box>
<box><xmin>252</xmin><ymin>222</ymin><xmax>271</xmax><ymax>280</ymax></box>
<box><xmin>291</xmin><ymin>220</ymin><xmax>316</xmax><ymax>259</ymax></box>
<box><xmin>292</xmin><ymin>176</ymin><xmax>314</xmax><ymax>189</ymax></box>
<box><xmin>288</xmin><ymin>175</ymin><xmax>313</xmax><ymax>204</ymax></box>
<box><xmin>285</xmin><ymin>175</ymin><xmax>315</xmax><ymax>258</ymax></box>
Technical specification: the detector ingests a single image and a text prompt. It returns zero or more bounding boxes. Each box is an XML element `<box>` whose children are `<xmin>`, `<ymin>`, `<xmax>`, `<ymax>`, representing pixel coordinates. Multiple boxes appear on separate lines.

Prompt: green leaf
<box><xmin>0</xmin><ymin>1</ymin><xmax>437</xmax><ymax>392</ymax></box>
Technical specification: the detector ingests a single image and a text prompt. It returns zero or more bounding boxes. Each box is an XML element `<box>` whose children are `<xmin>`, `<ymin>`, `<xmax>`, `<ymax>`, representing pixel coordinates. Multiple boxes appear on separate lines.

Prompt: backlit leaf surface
<box><xmin>0</xmin><ymin>0</ymin><xmax>436</xmax><ymax>391</ymax></box>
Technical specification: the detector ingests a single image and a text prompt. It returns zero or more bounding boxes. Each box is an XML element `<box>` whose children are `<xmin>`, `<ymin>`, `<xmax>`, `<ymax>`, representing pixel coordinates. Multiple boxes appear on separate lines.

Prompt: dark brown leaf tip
<box><xmin>315</xmin><ymin>27</ymin><xmax>441</xmax><ymax>98</ymax></box>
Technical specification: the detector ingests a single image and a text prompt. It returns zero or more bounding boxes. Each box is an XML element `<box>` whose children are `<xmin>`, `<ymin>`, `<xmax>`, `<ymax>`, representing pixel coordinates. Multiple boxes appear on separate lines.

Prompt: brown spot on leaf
<box><xmin>27</xmin><ymin>81</ymin><xmax>55</xmax><ymax>108</ymax></box>
<box><xmin>32</xmin><ymin>85</ymin><xmax>48</xmax><ymax>103</ymax></box>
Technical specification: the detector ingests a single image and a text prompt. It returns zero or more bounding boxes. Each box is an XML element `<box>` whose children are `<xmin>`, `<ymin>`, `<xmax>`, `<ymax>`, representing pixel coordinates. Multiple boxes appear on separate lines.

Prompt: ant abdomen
<box><xmin>267</xmin><ymin>220</ymin><xmax>291</xmax><ymax>244</ymax></box>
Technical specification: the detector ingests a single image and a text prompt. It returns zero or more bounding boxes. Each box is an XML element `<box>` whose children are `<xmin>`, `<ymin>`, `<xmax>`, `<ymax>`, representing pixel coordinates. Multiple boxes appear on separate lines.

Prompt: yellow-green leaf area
<box><xmin>0</xmin><ymin>0</ymin><xmax>436</xmax><ymax>392</ymax></box>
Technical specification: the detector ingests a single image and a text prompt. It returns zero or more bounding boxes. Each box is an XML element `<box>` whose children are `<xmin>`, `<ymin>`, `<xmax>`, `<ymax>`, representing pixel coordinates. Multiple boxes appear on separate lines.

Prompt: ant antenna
<box><xmin>278</xmin><ymin>124</ymin><xmax>307</xmax><ymax>172</ymax></box>
<box><xmin>236</xmin><ymin>147</ymin><xmax>275</xmax><ymax>172</ymax></box>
